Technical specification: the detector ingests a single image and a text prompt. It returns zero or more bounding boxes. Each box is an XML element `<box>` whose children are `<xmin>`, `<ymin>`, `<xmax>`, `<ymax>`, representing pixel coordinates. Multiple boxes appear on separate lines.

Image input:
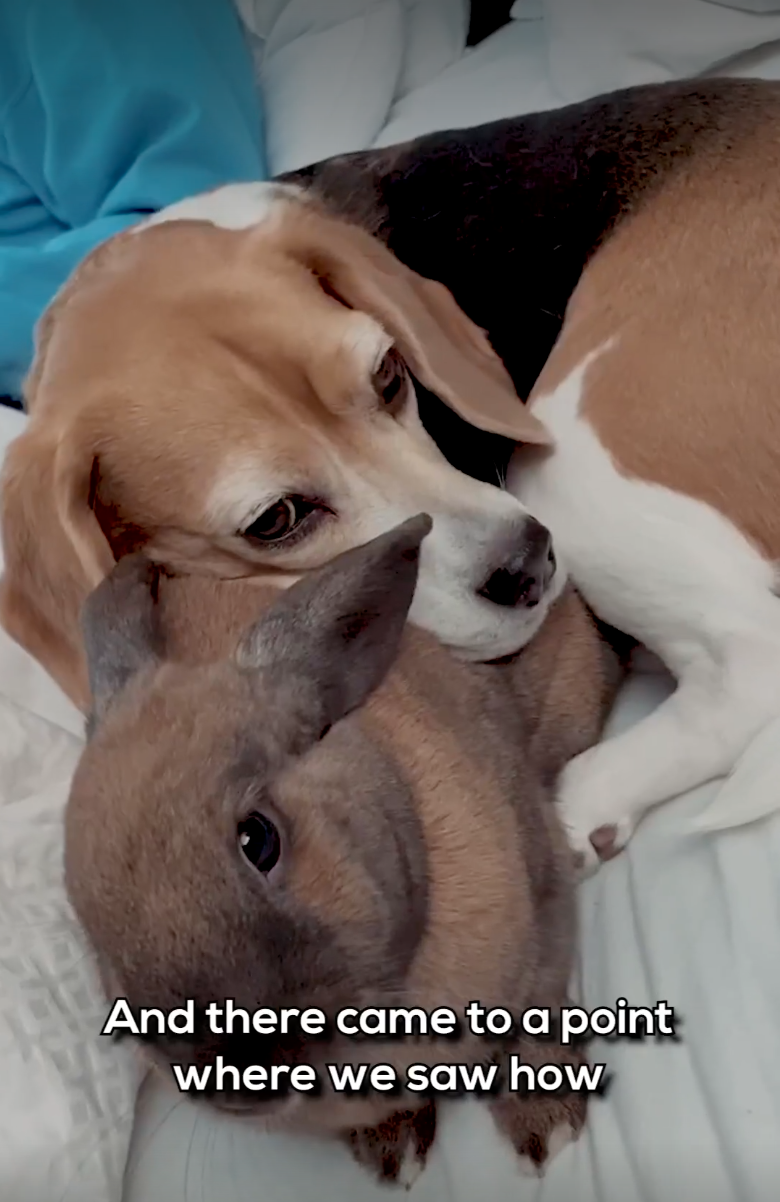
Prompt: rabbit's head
<box><xmin>65</xmin><ymin>517</ymin><xmax>435</xmax><ymax>1119</ymax></box>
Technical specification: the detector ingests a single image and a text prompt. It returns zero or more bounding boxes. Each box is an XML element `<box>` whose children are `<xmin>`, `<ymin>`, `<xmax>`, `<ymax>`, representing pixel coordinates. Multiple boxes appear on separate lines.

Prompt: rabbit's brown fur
<box><xmin>64</xmin><ymin>519</ymin><xmax>620</xmax><ymax>1184</ymax></box>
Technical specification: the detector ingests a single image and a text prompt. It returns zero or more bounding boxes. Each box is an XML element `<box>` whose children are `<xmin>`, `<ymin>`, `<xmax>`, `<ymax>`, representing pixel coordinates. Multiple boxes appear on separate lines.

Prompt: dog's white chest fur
<box><xmin>507</xmin><ymin>348</ymin><xmax>780</xmax><ymax>872</ymax></box>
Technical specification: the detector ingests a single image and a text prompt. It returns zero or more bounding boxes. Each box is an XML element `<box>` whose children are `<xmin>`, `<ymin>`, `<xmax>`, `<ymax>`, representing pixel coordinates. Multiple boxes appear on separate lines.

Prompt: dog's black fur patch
<box><xmin>282</xmin><ymin>78</ymin><xmax>767</xmax><ymax>405</ymax></box>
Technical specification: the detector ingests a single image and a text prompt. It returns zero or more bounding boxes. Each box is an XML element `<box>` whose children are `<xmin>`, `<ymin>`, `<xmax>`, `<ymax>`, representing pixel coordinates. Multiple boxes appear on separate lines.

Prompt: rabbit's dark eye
<box><xmin>238</xmin><ymin>812</ymin><xmax>281</xmax><ymax>874</ymax></box>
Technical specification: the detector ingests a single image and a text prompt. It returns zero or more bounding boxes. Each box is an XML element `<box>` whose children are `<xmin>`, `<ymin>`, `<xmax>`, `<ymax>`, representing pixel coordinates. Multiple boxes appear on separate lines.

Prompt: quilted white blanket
<box><xmin>0</xmin><ymin>410</ymin><xmax>139</xmax><ymax>1202</ymax></box>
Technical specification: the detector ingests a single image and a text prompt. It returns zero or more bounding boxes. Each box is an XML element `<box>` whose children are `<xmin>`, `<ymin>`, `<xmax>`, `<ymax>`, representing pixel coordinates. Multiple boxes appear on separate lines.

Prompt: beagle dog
<box><xmin>290</xmin><ymin>76</ymin><xmax>780</xmax><ymax>869</ymax></box>
<box><xmin>3</xmin><ymin>77</ymin><xmax>779</xmax><ymax>871</ymax></box>
<box><xmin>0</xmin><ymin>188</ymin><xmax>559</xmax><ymax>714</ymax></box>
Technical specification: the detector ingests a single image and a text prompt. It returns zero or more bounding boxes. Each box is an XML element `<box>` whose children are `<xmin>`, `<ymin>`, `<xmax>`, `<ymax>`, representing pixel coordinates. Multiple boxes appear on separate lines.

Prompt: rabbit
<box><xmin>63</xmin><ymin>515</ymin><xmax>622</xmax><ymax>1187</ymax></box>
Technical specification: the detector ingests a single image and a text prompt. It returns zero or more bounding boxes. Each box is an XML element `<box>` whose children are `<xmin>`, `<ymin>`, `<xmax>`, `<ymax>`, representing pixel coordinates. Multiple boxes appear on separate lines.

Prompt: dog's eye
<box><xmin>373</xmin><ymin>347</ymin><xmax>406</xmax><ymax>409</ymax></box>
<box><xmin>238</xmin><ymin>812</ymin><xmax>281</xmax><ymax>874</ymax></box>
<box><xmin>244</xmin><ymin>498</ymin><xmax>301</xmax><ymax>542</ymax></box>
<box><xmin>242</xmin><ymin>496</ymin><xmax>329</xmax><ymax>547</ymax></box>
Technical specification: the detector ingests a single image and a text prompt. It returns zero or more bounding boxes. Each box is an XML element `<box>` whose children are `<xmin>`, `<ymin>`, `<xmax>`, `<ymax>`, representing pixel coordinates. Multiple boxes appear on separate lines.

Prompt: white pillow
<box><xmin>395</xmin><ymin>0</ymin><xmax>470</xmax><ymax>99</ymax></box>
<box><xmin>233</xmin><ymin>0</ymin><xmax>408</xmax><ymax>175</ymax></box>
<box><xmin>375</xmin><ymin>18</ymin><xmax>565</xmax><ymax>148</ymax></box>
<box><xmin>539</xmin><ymin>0</ymin><xmax>780</xmax><ymax>102</ymax></box>
<box><xmin>233</xmin><ymin>0</ymin><xmax>289</xmax><ymax>40</ymax></box>
<box><xmin>0</xmin><ymin>698</ymin><xmax>140</xmax><ymax>1202</ymax></box>
<box><xmin>0</xmin><ymin>410</ymin><xmax>139</xmax><ymax>1202</ymax></box>
<box><xmin>510</xmin><ymin>0</ymin><xmax>545</xmax><ymax>18</ymax></box>
<box><xmin>704</xmin><ymin>0</ymin><xmax>780</xmax><ymax>11</ymax></box>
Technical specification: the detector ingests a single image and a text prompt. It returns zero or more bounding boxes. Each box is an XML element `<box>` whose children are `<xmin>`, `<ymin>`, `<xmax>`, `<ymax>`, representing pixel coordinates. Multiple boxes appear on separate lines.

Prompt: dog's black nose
<box><xmin>478</xmin><ymin>518</ymin><xmax>556</xmax><ymax>609</ymax></box>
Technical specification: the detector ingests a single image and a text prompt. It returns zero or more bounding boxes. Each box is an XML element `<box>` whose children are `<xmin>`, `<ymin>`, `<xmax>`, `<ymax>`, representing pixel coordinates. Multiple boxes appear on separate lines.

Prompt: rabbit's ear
<box><xmin>80</xmin><ymin>553</ymin><xmax>162</xmax><ymax>730</ymax></box>
<box><xmin>237</xmin><ymin>515</ymin><xmax>431</xmax><ymax>744</ymax></box>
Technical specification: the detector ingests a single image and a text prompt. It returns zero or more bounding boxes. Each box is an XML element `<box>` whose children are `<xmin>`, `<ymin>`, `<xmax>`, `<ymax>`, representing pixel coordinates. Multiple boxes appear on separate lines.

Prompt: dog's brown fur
<box><xmin>525</xmin><ymin>99</ymin><xmax>780</xmax><ymax>561</ymax></box>
<box><xmin>0</xmin><ymin>199</ymin><xmax>550</xmax><ymax>711</ymax></box>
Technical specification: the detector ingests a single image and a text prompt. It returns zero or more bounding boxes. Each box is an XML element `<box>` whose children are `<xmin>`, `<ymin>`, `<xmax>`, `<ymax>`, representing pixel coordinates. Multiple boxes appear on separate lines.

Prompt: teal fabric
<box><xmin>0</xmin><ymin>0</ymin><xmax>266</xmax><ymax>402</ymax></box>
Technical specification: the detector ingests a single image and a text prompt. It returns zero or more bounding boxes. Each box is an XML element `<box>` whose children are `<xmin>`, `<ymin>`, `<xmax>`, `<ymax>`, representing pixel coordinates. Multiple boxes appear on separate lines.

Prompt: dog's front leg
<box><xmin>506</xmin><ymin>354</ymin><xmax>780</xmax><ymax>873</ymax></box>
<box><xmin>553</xmin><ymin>674</ymin><xmax>741</xmax><ymax>873</ymax></box>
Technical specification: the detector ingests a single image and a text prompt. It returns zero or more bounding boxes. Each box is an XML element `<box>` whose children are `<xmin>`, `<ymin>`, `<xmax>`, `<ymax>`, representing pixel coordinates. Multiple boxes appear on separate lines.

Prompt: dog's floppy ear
<box><xmin>278</xmin><ymin>206</ymin><xmax>552</xmax><ymax>446</ymax></box>
<box><xmin>0</xmin><ymin>421</ymin><xmax>115</xmax><ymax>712</ymax></box>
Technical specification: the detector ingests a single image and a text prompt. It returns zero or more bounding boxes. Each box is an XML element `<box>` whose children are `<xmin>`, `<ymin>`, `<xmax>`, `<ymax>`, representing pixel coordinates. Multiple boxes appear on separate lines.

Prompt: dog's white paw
<box><xmin>555</xmin><ymin>747</ymin><xmax>637</xmax><ymax>875</ymax></box>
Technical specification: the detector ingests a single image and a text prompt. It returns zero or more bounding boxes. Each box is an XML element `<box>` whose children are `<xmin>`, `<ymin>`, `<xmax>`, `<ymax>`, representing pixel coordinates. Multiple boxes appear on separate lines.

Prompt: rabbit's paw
<box><xmin>348</xmin><ymin>1100</ymin><xmax>436</xmax><ymax>1189</ymax></box>
<box><xmin>490</xmin><ymin>1087</ymin><xmax>586</xmax><ymax>1177</ymax></box>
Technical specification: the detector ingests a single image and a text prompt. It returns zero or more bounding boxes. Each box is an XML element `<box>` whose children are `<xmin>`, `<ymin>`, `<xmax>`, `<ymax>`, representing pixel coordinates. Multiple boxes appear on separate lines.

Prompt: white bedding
<box><xmin>5</xmin><ymin>6</ymin><xmax>780</xmax><ymax>1200</ymax></box>
<box><xmin>0</xmin><ymin>406</ymin><xmax>139</xmax><ymax>1202</ymax></box>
